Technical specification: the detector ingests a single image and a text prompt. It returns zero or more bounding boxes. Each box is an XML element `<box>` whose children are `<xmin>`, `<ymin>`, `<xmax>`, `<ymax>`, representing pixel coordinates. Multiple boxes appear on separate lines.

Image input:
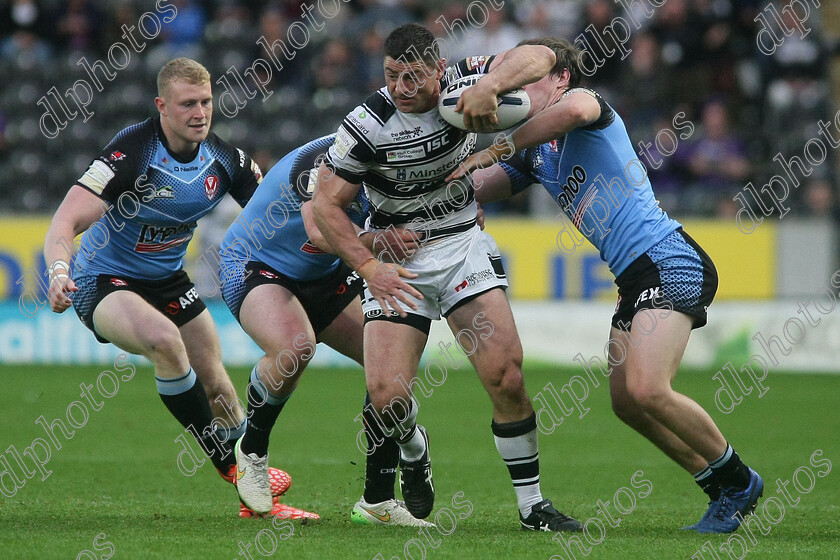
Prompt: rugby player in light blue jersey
<box><xmin>449</xmin><ymin>38</ymin><xmax>763</xmax><ymax>534</ymax></box>
<box><xmin>44</xmin><ymin>58</ymin><xmax>294</xmax><ymax>516</ymax></box>
<box><xmin>220</xmin><ymin>135</ymin><xmax>431</xmax><ymax>525</ymax></box>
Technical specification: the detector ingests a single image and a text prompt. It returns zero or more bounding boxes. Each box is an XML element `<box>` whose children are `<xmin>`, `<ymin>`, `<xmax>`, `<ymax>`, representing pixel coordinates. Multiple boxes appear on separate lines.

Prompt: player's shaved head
<box><xmin>157</xmin><ymin>58</ymin><xmax>211</xmax><ymax>99</ymax></box>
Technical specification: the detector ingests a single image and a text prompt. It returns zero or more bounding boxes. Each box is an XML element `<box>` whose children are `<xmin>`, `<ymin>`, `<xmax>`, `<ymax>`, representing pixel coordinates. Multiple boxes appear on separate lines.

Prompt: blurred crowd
<box><xmin>1</xmin><ymin>0</ymin><xmax>838</xmax><ymax>220</ymax></box>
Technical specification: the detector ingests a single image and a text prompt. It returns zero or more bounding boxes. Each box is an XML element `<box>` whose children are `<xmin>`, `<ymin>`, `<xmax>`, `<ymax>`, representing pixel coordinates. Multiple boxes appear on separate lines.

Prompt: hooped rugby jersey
<box><xmin>221</xmin><ymin>134</ymin><xmax>369</xmax><ymax>282</ymax></box>
<box><xmin>324</xmin><ymin>56</ymin><xmax>496</xmax><ymax>241</ymax></box>
<box><xmin>499</xmin><ymin>88</ymin><xmax>681</xmax><ymax>277</ymax></box>
<box><xmin>72</xmin><ymin>117</ymin><xmax>261</xmax><ymax>280</ymax></box>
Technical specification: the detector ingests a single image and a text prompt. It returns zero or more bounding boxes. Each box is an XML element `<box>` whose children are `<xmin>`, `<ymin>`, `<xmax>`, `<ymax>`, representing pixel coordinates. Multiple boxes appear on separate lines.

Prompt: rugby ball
<box><xmin>438</xmin><ymin>75</ymin><xmax>531</xmax><ymax>131</ymax></box>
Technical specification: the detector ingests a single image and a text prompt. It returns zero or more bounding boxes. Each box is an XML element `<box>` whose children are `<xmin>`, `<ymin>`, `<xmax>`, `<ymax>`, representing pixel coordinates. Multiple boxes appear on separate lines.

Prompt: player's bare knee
<box><xmin>266</xmin><ymin>344</ymin><xmax>312</xmax><ymax>383</ymax></box>
<box><xmin>368</xmin><ymin>386</ymin><xmax>400</xmax><ymax>414</ymax></box>
<box><xmin>143</xmin><ymin>324</ymin><xmax>186</xmax><ymax>362</ymax></box>
<box><xmin>626</xmin><ymin>380</ymin><xmax>670</xmax><ymax>413</ymax></box>
<box><xmin>485</xmin><ymin>361</ymin><xmax>525</xmax><ymax>399</ymax></box>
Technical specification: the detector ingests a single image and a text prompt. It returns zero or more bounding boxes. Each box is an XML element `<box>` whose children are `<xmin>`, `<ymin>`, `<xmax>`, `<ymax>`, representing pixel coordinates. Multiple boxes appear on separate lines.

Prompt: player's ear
<box><xmin>435</xmin><ymin>59</ymin><xmax>446</xmax><ymax>79</ymax></box>
<box><xmin>154</xmin><ymin>96</ymin><xmax>166</xmax><ymax>115</ymax></box>
<box><xmin>560</xmin><ymin>68</ymin><xmax>571</xmax><ymax>88</ymax></box>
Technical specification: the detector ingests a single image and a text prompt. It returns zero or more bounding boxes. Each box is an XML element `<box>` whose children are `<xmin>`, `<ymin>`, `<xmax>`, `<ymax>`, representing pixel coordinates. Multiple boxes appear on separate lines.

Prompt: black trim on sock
<box><xmin>491</xmin><ymin>412</ymin><xmax>537</xmax><ymax>438</ymax></box>
<box><xmin>711</xmin><ymin>447</ymin><xmax>750</xmax><ymax>490</ymax></box>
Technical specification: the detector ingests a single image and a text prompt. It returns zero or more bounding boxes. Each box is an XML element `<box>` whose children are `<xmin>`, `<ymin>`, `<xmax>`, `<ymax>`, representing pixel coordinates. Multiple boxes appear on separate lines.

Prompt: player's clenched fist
<box><xmin>48</xmin><ymin>272</ymin><xmax>78</xmax><ymax>313</ymax></box>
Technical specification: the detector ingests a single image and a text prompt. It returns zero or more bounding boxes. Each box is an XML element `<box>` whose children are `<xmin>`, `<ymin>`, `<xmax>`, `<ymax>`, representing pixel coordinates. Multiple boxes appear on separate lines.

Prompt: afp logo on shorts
<box><xmin>166</xmin><ymin>287</ymin><xmax>199</xmax><ymax>315</ymax></box>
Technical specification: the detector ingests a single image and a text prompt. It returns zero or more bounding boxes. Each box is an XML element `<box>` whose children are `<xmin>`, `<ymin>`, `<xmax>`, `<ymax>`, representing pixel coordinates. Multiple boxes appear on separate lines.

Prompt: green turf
<box><xmin>0</xmin><ymin>364</ymin><xmax>837</xmax><ymax>559</ymax></box>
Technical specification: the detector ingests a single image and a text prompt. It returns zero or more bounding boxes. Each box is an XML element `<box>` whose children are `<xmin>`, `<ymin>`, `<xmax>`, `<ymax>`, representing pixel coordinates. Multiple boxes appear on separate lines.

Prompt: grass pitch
<box><xmin>0</xmin><ymin>364</ymin><xmax>837</xmax><ymax>559</ymax></box>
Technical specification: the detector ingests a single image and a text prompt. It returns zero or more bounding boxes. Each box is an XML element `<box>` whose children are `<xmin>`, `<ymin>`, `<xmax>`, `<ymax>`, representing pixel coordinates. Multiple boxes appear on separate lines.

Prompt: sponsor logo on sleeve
<box><xmin>78</xmin><ymin>160</ymin><xmax>116</xmax><ymax>195</ymax></box>
<box><xmin>333</xmin><ymin>126</ymin><xmax>357</xmax><ymax>159</ymax></box>
<box><xmin>466</xmin><ymin>55</ymin><xmax>488</xmax><ymax>70</ymax></box>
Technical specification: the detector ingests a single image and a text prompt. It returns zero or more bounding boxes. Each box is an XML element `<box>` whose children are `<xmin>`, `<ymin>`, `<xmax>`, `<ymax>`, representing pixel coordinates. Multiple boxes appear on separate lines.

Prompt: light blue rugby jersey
<box><xmin>72</xmin><ymin>118</ymin><xmax>260</xmax><ymax>280</ymax></box>
<box><xmin>499</xmin><ymin>88</ymin><xmax>681</xmax><ymax>277</ymax></box>
<box><xmin>220</xmin><ymin>135</ymin><xmax>368</xmax><ymax>281</ymax></box>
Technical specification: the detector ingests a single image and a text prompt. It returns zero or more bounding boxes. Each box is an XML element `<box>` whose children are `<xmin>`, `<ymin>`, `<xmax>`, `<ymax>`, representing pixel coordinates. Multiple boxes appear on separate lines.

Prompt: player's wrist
<box><xmin>477</xmin><ymin>74</ymin><xmax>501</xmax><ymax>96</ymax></box>
<box><xmin>490</xmin><ymin>134</ymin><xmax>516</xmax><ymax>161</ymax></box>
<box><xmin>48</xmin><ymin>259</ymin><xmax>70</xmax><ymax>279</ymax></box>
<box><xmin>358</xmin><ymin>231</ymin><xmax>374</xmax><ymax>251</ymax></box>
<box><xmin>356</xmin><ymin>256</ymin><xmax>379</xmax><ymax>280</ymax></box>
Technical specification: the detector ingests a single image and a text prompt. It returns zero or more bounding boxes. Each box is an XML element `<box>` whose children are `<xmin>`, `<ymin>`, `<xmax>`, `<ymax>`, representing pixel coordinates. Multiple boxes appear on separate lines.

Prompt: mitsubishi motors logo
<box><xmin>204</xmin><ymin>175</ymin><xmax>219</xmax><ymax>199</ymax></box>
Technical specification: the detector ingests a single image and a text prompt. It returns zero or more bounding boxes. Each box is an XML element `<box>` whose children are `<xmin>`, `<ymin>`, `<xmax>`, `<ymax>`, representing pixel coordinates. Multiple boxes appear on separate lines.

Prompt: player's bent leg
<box><xmin>446</xmin><ymin>288</ymin><xmax>581</xmax><ymax>532</ymax></box>
<box><xmin>180</xmin><ymin>309</ymin><xmax>245</xmax><ymax>436</ymax></box>
<box><xmin>93</xmin><ymin>290</ymin><xmax>189</xmax><ymax>377</ymax></box>
<box><xmin>608</xmin><ymin>329</ymin><xmax>707</xmax><ymax>475</ymax></box>
<box><xmin>622</xmin><ymin>311</ymin><xmax>762</xmax><ymax>532</ymax></box>
<box><xmin>235</xmin><ymin>284</ymin><xmax>316</xmax><ymax>513</ymax></box>
<box><xmin>240</xmin><ymin>284</ymin><xmax>316</xmax><ymax>399</ymax></box>
<box><xmin>320</xmin><ymin>301</ymin><xmax>425</xmax><ymax>526</ymax></box>
<box><xmin>92</xmin><ymin>291</ymin><xmax>235</xmax><ymax>476</ymax></box>
<box><xmin>445</xmin><ymin>288</ymin><xmax>531</xmax><ymax>422</ymax></box>
<box><xmin>364</xmin><ymin>319</ymin><xmax>434</xmax><ymax>519</ymax></box>
<box><xmin>623</xmin><ymin>311</ymin><xmax>727</xmax><ymax>461</ymax></box>
<box><xmin>363</xmin><ymin>320</ymin><xmax>427</xmax><ymax>420</ymax></box>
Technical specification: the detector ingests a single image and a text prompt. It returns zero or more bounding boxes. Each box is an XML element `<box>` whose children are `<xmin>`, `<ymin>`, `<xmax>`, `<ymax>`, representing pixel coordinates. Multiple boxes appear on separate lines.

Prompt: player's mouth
<box><xmin>189</xmin><ymin>123</ymin><xmax>207</xmax><ymax>132</ymax></box>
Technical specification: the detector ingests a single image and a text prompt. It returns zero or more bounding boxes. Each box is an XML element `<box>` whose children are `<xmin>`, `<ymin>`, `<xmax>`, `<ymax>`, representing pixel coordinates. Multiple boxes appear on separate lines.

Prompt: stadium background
<box><xmin>1</xmin><ymin>0</ymin><xmax>839</xmax><ymax>373</ymax></box>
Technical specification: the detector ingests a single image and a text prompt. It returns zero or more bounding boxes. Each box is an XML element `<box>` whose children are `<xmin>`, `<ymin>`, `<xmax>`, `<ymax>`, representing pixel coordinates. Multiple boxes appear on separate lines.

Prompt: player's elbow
<box><xmin>307</xmin><ymin>224</ymin><xmax>329</xmax><ymax>251</ymax></box>
<box><xmin>310</xmin><ymin>190</ymin><xmax>332</xmax><ymax>222</ymax></box>
<box><xmin>566</xmin><ymin>104</ymin><xmax>598</xmax><ymax>130</ymax></box>
<box><xmin>533</xmin><ymin>45</ymin><xmax>556</xmax><ymax>70</ymax></box>
<box><xmin>515</xmin><ymin>45</ymin><xmax>555</xmax><ymax>77</ymax></box>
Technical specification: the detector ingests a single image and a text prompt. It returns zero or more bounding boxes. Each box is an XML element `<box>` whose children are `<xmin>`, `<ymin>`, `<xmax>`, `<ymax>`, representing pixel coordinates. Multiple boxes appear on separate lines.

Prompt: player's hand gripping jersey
<box><xmin>73</xmin><ymin>117</ymin><xmax>261</xmax><ymax>279</ymax></box>
<box><xmin>324</xmin><ymin>57</ymin><xmax>496</xmax><ymax>243</ymax></box>
<box><xmin>500</xmin><ymin>88</ymin><xmax>682</xmax><ymax>276</ymax></box>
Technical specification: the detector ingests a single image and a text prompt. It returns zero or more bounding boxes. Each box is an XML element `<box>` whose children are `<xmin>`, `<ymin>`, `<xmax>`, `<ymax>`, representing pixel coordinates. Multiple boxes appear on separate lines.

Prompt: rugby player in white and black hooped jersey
<box><xmin>309</xmin><ymin>24</ymin><xmax>583</xmax><ymax>532</ymax></box>
<box><xmin>43</xmin><ymin>58</ymin><xmax>297</xmax><ymax>517</ymax></box>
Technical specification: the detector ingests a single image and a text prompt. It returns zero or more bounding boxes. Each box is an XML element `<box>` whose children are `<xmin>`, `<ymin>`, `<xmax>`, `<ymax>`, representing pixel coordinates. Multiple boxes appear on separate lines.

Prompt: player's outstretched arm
<box><xmin>448</xmin><ymin>90</ymin><xmax>602</xmax><ymax>182</ymax></box>
<box><xmin>509</xmin><ymin>88</ymin><xmax>601</xmax><ymax>150</ymax></box>
<box><xmin>312</xmin><ymin>164</ymin><xmax>423</xmax><ymax>317</ymax></box>
<box><xmin>43</xmin><ymin>186</ymin><xmax>109</xmax><ymax>313</ymax></box>
<box><xmin>458</xmin><ymin>45</ymin><xmax>556</xmax><ymax>132</ymax></box>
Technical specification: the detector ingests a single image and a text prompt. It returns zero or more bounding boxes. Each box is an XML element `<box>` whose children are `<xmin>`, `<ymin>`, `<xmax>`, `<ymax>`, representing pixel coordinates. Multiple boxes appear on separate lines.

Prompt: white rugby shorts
<box><xmin>361</xmin><ymin>225</ymin><xmax>508</xmax><ymax>321</ymax></box>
